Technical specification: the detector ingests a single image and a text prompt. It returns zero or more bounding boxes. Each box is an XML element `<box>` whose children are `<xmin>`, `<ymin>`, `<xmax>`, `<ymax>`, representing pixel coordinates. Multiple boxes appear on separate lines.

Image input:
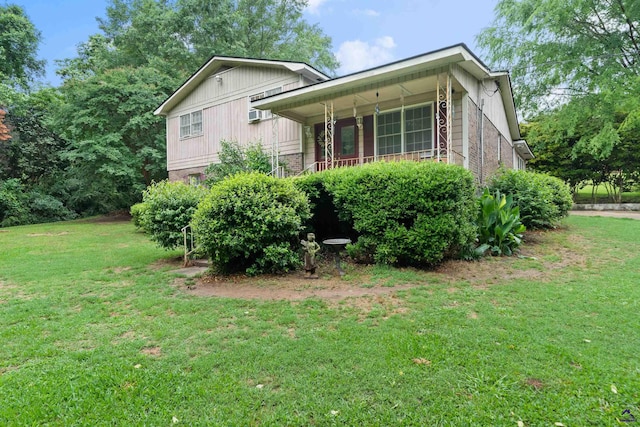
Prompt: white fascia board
<box><xmin>154</xmin><ymin>56</ymin><xmax>328</xmax><ymax>116</ymax></box>
<box><xmin>253</xmin><ymin>45</ymin><xmax>494</xmax><ymax>112</ymax></box>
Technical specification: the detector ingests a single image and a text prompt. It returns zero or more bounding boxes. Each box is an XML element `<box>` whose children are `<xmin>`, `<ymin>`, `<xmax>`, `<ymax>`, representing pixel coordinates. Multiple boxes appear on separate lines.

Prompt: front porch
<box><xmin>252</xmin><ymin>44</ymin><xmax>533</xmax><ymax>181</ymax></box>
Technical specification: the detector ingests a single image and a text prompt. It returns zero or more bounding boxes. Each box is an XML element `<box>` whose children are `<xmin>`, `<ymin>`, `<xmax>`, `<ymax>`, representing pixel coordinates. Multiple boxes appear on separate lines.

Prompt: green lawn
<box><xmin>574</xmin><ymin>184</ymin><xmax>640</xmax><ymax>204</ymax></box>
<box><xmin>1</xmin><ymin>216</ymin><xmax>639</xmax><ymax>425</ymax></box>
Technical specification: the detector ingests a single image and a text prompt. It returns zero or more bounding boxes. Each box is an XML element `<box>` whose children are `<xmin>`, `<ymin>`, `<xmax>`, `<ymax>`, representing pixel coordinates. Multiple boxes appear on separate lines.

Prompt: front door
<box><xmin>315</xmin><ymin>117</ymin><xmax>359</xmax><ymax>163</ymax></box>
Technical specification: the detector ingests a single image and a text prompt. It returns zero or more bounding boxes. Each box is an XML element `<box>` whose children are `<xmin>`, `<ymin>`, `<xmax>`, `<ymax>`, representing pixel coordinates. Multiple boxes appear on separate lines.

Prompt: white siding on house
<box><xmin>451</xmin><ymin>64</ymin><xmax>513</xmax><ymax>144</ymax></box>
<box><xmin>451</xmin><ymin>96</ymin><xmax>463</xmax><ymax>165</ymax></box>
<box><xmin>166</xmin><ymin>65</ymin><xmax>306</xmax><ymax>172</ymax></box>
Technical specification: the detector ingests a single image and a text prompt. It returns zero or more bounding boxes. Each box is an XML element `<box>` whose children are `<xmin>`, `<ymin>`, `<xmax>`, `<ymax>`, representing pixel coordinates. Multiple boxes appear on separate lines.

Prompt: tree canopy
<box><xmin>1</xmin><ymin>0</ymin><xmax>339</xmax><ymax>224</ymax></box>
<box><xmin>478</xmin><ymin>0</ymin><xmax>640</xmax><ymax>198</ymax></box>
<box><xmin>0</xmin><ymin>4</ymin><xmax>44</xmax><ymax>89</ymax></box>
<box><xmin>477</xmin><ymin>0</ymin><xmax>640</xmax><ymax>114</ymax></box>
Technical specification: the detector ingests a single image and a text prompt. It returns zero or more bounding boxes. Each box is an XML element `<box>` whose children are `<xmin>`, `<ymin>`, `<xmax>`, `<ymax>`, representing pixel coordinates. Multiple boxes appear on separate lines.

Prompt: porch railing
<box><xmin>301</xmin><ymin>148</ymin><xmax>465</xmax><ymax>174</ymax></box>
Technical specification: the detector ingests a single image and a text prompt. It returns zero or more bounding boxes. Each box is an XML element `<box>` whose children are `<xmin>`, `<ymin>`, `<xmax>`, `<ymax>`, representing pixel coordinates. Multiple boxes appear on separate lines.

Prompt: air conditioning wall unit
<box><xmin>248</xmin><ymin>109</ymin><xmax>263</xmax><ymax>123</ymax></box>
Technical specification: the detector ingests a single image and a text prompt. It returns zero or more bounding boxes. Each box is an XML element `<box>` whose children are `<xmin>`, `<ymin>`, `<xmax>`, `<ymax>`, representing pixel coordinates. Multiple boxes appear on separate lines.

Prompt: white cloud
<box><xmin>353</xmin><ymin>8</ymin><xmax>380</xmax><ymax>17</ymax></box>
<box><xmin>306</xmin><ymin>0</ymin><xmax>328</xmax><ymax>14</ymax></box>
<box><xmin>336</xmin><ymin>37</ymin><xmax>397</xmax><ymax>74</ymax></box>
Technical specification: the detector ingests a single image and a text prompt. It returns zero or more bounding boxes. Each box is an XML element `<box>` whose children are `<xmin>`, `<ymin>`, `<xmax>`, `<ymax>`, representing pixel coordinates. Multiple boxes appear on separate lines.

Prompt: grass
<box><xmin>574</xmin><ymin>184</ymin><xmax>640</xmax><ymax>204</ymax></box>
<box><xmin>1</xmin><ymin>216</ymin><xmax>640</xmax><ymax>425</ymax></box>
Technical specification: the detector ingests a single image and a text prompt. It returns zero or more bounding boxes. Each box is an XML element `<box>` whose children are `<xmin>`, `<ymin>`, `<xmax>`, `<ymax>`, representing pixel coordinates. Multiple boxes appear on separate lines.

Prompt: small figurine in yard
<box><xmin>301</xmin><ymin>232</ymin><xmax>321</xmax><ymax>279</ymax></box>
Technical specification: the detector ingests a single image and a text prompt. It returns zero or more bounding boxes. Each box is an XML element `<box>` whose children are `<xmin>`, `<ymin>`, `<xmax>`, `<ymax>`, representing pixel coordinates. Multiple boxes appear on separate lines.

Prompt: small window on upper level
<box><xmin>179</xmin><ymin>110</ymin><xmax>203</xmax><ymax>138</ymax></box>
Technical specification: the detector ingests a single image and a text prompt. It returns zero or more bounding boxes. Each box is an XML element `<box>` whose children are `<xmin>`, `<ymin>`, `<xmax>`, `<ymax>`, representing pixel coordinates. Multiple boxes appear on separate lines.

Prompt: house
<box><xmin>154</xmin><ymin>43</ymin><xmax>533</xmax><ymax>184</ymax></box>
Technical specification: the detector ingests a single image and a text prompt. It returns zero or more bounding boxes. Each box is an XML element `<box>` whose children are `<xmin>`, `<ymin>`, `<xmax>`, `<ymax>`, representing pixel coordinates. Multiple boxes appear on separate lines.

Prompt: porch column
<box><xmin>436</xmin><ymin>72</ymin><xmax>452</xmax><ymax>163</ymax></box>
<box><xmin>324</xmin><ymin>101</ymin><xmax>334</xmax><ymax>169</ymax></box>
<box><xmin>271</xmin><ymin>113</ymin><xmax>280</xmax><ymax>176</ymax></box>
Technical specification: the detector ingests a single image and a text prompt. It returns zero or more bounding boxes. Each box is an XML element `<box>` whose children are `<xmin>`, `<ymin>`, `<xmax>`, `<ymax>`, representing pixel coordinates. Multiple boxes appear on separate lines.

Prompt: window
<box><xmin>377</xmin><ymin>111</ymin><xmax>402</xmax><ymax>155</ymax></box>
<box><xmin>188</xmin><ymin>174</ymin><xmax>202</xmax><ymax>186</ymax></box>
<box><xmin>179</xmin><ymin>110</ymin><xmax>203</xmax><ymax>138</ymax></box>
<box><xmin>341</xmin><ymin>125</ymin><xmax>356</xmax><ymax>156</ymax></box>
<box><xmin>377</xmin><ymin>104</ymin><xmax>433</xmax><ymax>155</ymax></box>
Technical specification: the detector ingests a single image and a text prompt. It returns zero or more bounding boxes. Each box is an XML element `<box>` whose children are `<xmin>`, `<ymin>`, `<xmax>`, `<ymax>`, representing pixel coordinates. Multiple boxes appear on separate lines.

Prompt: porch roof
<box><xmin>252</xmin><ymin>43</ymin><xmax>523</xmax><ymax>142</ymax></box>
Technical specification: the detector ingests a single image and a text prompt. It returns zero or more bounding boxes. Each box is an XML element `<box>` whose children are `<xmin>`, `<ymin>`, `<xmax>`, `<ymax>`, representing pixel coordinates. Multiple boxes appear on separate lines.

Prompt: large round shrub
<box><xmin>487</xmin><ymin>169</ymin><xmax>572</xmax><ymax>229</ymax></box>
<box><xmin>137</xmin><ymin>180</ymin><xmax>207</xmax><ymax>250</ymax></box>
<box><xmin>318</xmin><ymin>161</ymin><xmax>477</xmax><ymax>267</ymax></box>
<box><xmin>192</xmin><ymin>172</ymin><xmax>310</xmax><ymax>275</ymax></box>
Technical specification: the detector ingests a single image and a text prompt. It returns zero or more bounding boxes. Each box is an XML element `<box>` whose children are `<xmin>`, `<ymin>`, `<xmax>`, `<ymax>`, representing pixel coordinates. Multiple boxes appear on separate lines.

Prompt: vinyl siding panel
<box><xmin>166</xmin><ymin>65</ymin><xmax>306</xmax><ymax>172</ymax></box>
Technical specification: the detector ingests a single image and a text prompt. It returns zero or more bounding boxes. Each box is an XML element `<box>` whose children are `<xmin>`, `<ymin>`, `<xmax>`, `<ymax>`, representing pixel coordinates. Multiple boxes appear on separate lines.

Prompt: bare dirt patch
<box><xmin>141</xmin><ymin>346</ymin><xmax>162</xmax><ymax>357</ymax></box>
<box><xmin>26</xmin><ymin>232</ymin><xmax>71</xmax><ymax>237</ymax></box>
<box><xmin>185</xmin><ymin>269</ymin><xmax>421</xmax><ymax>301</ymax></box>
<box><xmin>172</xmin><ymin>229</ymin><xmax>588</xmax><ymax>302</ymax></box>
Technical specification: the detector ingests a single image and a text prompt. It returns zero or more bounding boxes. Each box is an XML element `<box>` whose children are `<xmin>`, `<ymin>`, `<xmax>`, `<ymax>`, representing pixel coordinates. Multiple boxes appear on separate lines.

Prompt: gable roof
<box><xmin>154</xmin><ymin>56</ymin><xmax>330</xmax><ymax>116</ymax></box>
<box><xmin>252</xmin><ymin>43</ymin><xmax>524</xmax><ymax>141</ymax></box>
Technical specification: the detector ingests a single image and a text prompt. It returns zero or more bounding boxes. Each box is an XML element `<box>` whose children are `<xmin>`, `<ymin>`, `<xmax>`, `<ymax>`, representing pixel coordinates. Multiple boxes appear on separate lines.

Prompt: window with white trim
<box><xmin>376</xmin><ymin>103</ymin><xmax>433</xmax><ymax>155</ymax></box>
<box><xmin>179</xmin><ymin>110</ymin><xmax>203</xmax><ymax>138</ymax></box>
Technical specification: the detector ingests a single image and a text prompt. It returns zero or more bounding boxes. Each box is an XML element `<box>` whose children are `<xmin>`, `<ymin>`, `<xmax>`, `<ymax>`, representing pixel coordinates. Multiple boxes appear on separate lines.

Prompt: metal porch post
<box><xmin>271</xmin><ymin>113</ymin><xmax>280</xmax><ymax>176</ymax></box>
<box><xmin>436</xmin><ymin>73</ymin><xmax>452</xmax><ymax>163</ymax></box>
<box><xmin>324</xmin><ymin>101</ymin><xmax>334</xmax><ymax>170</ymax></box>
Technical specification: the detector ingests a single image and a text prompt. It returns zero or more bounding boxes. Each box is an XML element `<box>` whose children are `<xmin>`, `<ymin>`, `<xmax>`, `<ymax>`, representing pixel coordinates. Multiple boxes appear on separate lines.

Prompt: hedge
<box><xmin>295</xmin><ymin>161</ymin><xmax>478</xmax><ymax>267</ymax></box>
<box><xmin>487</xmin><ymin>169</ymin><xmax>573</xmax><ymax>229</ymax></box>
<box><xmin>135</xmin><ymin>180</ymin><xmax>208</xmax><ymax>250</ymax></box>
<box><xmin>192</xmin><ymin>172</ymin><xmax>310</xmax><ymax>275</ymax></box>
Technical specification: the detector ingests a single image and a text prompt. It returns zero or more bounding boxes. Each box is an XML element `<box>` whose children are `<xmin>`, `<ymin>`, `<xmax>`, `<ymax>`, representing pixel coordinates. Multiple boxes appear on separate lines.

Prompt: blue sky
<box><xmin>15</xmin><ymin>0</ymin><xmax>500</xmax><ymax>86</ymax></box>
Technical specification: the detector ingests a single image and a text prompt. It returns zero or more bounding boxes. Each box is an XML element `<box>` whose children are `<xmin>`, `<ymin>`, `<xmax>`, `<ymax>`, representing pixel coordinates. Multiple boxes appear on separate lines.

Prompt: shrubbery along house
<box><xmin>154</xmin><ymin>43</ymin><xmax>533</xmax><ymax>183</ymax></box>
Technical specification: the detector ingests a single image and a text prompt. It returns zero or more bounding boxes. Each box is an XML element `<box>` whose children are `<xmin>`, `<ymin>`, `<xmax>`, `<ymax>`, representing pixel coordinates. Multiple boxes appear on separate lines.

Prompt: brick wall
<box><xmin>467</xmin><ymin>97</ymin><xmax>516</xmax><ymax>185</ymax></box>
<box><xmin>168</xmin><ymin>153</ymin><xmax>304</xmax><ymax>182</ymax></box>
<box><xmin>280</xmin><ymin>153</ymin><xmax>303</xmax><ymax>175</ymax></box>
<box><xmin>169</xmin><ymin>166</ymin><xmax>206</xmax><ymax>183</ymax></box>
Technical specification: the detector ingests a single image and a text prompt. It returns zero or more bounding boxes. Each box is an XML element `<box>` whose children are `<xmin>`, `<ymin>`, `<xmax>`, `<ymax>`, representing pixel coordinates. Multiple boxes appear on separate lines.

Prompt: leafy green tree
<box><xmin>0</xmin><ymin>4</ymin><xmax>44</xmax><ymax>88</ymax></box>
<box><xmin>57</xmin><ymin>66</ymin><xmax>175</xmax><ymax>213</ymax></box>
<box><xmin>477</xmin><ymin>0</ymin><xmax>640</xmax><ymax>113</ymax></box>
<box><xmin>177</xmin><ymin>0</ymin><xmax>338</xmax><ymax>74</ymax></box>
<box><xmin>478</xmin><ymin>0</ymin><xmax>640</xmax><ymax>197</ymax></box>
<box><xmin>0</xmin><ymin>88</ymin><xmax>68</xmax><ymax>185</ymax></box>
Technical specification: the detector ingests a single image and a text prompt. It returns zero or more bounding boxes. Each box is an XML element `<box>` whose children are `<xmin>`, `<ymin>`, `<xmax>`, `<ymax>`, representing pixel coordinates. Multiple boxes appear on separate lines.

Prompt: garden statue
<box><xmin>301</xmin><ymin>233</ymin><xmax>321</xmax><ymax>279</ymax></box>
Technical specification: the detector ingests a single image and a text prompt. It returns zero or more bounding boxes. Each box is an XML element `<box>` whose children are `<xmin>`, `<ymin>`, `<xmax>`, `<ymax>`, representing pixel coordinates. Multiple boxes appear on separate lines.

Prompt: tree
<box><xmin>0</xmin><ymin>88</ymin><xmax>68</xmax><ymax>185</ymax></box>
<box><xmin>176</xmin><ymin>0</ymin><xmax>338</xmax><ymax>74</ymax></box>
<box><xmin>477</xmin><ymin>0</ymin><xmax>640</xmax><ymax>114</ymax></box>
<box><xmin>0</xmin><ymin>4</ymin><xmax>44</xmax><ymax>88</ymax></box>
<box><xmin>477</xmin><ymin>0</ymin><xmax>640</xmax><ymax>198</ymax></box>
<box><xmin>57</xmin><ymin>66</ymin><xmax>175</xmax><ymax>213</ymax></box>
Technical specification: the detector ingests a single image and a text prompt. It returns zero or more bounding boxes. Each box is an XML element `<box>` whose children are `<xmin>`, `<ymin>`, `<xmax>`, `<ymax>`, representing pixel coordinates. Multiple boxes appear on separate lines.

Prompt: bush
<box><xmin>0</xmin><ymin>179</ymin><xmax>31</xmax><ymax>227</ymax></box>
<box><xmin>292</xmin><ymin>172</ymin><xmax>355</xmax><ymax>239</ymax></box>
<box><xmin>192</xmin><ymin>172</ymin><xmax>310</xmax><ymax>275</ymax></box>
<box><xmin>477</xmin><ymin>189</ymin><xmax>526</xmax><ymax>256</ymax></box>
<box><xmin>309</xmin><ymin>161</ymin><xmax>477</xmax><ymax>267</ymax></box>
<box><xmin>130</xmin><ymin>202</ymin><xmax>147</xmax><ymax>230</ymax></box>
<box><xmin>204</xmin><ymin>139</ymin><xmax>272</xmax><ymax>186</ymax></box>
<box><xmin>487</xmin><ymin>169</ymin><xmax>572</xmax><ymax>229</ymax></box>
<box><xmin>28</xmin><ymin>192</ymin><xmax>77</xmax><ymax>224</ymax></box>
<box><xmin>138</xmin><ymin>180</ymin><xmax>207</xmax><ymax>250</ymax></box>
